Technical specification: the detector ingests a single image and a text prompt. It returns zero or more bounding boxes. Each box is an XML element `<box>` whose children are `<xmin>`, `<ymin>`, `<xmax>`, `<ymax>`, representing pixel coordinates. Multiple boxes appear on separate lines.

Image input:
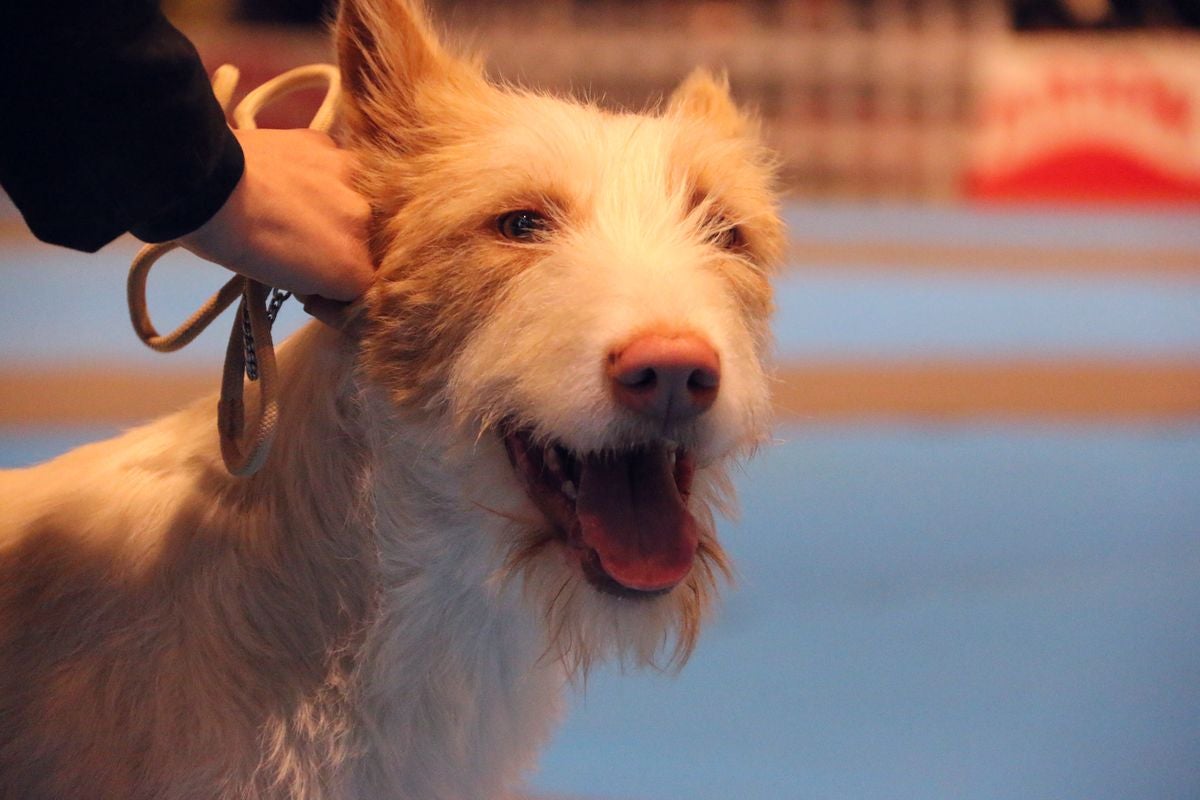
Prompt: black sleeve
<box><xmin>0</xmin><ymin>1</ymin><xmax>245</xmax><ymax>252</ymax></box>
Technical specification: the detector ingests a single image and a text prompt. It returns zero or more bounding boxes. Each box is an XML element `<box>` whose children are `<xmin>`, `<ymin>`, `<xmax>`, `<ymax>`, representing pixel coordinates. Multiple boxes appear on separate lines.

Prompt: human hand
<box><xmin>178</xmin><ymin>128</ymin><xmax>374</xmax><ymax>326</ymax></box>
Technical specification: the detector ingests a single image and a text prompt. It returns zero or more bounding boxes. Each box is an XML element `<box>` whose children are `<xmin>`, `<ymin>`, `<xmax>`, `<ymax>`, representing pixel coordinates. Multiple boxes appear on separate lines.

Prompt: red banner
<box><xmin>964</xmin><ymin>36</ymin><xmax>1200</xmax><ymax>205</ymax></box>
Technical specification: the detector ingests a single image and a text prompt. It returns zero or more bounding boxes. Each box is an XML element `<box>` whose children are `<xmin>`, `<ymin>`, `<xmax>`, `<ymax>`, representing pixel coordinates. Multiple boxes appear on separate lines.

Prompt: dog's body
<box><xmin>0</xmin><ymin>2</ymin><xmax>782</xmax><ymax>798</ymax></box>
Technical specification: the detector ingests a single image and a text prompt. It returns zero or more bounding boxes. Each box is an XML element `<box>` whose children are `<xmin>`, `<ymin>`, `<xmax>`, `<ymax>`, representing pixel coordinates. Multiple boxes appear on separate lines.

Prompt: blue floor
<box><xmin>3</xmin><ymin>204</ymin><xmax>1199</xmax><ymax>799</ymax></box>
<box><xmin>529</xmin><ymin>422</ymin><xmax>1200</xmax><ymax>800</ymax></box>
<box><xmin>4</xmin><ymin>422</ymin><xmax>1198</xmax><ymax>800</ymax></box>
<box><xmin>780</xmin><ymin>204</ymin><xmax>1200</xmax><ymax>252</ymax></box>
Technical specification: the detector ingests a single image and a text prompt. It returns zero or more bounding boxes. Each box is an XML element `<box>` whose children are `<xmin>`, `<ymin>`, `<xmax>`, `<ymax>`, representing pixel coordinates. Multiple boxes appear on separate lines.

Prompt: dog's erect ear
<box><xmin>335</xmin><ymin>0</ymin><xmax>479</xmax><ymax>140</ymax></box>
<box><xmin>667</xmin><ymin>69</ymin><xmax>748</xmax><ymax>139</ymax></box>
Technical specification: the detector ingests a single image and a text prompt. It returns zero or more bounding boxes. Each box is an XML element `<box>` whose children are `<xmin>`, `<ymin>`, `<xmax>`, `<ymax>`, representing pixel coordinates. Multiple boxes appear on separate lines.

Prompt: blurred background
<box><xmin>1</xmin><ymin>1</ymin><xmax>1198</xmax><ymax>798</ymax></box>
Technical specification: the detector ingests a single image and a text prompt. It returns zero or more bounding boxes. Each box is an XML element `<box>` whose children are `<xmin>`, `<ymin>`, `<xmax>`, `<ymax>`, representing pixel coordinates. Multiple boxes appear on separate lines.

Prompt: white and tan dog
<box><xmin>0</xmin><ymin>1</ymin><xmax>783</xmax><ymax>797</ymax></box>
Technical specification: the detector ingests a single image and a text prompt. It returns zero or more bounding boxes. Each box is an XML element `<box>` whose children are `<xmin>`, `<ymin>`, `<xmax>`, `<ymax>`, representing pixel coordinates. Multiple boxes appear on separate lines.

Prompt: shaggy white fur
<box><xmin>0</xmin><ymin>2</ymin><xmax>783</xmax><ymax>797</ymax></box>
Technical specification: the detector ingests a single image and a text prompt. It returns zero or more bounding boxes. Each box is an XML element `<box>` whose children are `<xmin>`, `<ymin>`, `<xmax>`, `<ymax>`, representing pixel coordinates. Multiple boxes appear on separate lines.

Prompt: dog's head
<box><xmin>337</xmin><ymin>0</ymin><xmax>783</xmax><ymax>671</ymax></box>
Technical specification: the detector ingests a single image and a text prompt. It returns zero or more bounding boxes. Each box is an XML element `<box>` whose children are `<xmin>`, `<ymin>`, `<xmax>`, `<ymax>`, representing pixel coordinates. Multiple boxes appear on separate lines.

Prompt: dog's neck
<box><xmin>261</xmin><ymin>321</ymin><xmax>525</xmax><ymax>600</ymax></box>
<box><xmin>253</xmin><ymin>322</ymin><xmax>565</xmax><ymax>796</ymax></box>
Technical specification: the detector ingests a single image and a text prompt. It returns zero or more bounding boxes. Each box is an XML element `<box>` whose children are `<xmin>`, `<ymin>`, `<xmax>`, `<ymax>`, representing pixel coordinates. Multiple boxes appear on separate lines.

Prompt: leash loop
<box><xmin>126</xmin><ymin>63</ymin><xmax>341</xmax><ymax>476</ymax></box>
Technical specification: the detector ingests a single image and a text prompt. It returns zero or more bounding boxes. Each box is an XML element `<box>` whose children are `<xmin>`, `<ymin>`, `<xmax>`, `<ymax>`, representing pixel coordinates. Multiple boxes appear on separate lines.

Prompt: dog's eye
<box><xmin>707</xmin><ymin>218</ymin><xmax>744</xmax><ymax>251</ymax></box>
<box><xmin>497</xmin><ymin>210</ymin><xmax>549</xmax><ymax>241</ymax></box>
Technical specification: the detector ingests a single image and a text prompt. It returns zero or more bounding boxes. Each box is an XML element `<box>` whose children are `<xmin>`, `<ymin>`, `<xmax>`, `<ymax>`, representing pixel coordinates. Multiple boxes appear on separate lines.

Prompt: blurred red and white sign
<box><xmin>964</xmin><ymin>36</ymin><xmax>1200</xmax><ymax>204</ymax></box>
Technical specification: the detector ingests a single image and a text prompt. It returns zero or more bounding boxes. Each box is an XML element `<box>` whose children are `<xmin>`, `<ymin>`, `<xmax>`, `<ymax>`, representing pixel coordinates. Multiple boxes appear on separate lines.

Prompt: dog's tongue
<box><xmin>576</xmin><ymin>444</ymin><xmax>698</xmax><ymax>591</ymax></box>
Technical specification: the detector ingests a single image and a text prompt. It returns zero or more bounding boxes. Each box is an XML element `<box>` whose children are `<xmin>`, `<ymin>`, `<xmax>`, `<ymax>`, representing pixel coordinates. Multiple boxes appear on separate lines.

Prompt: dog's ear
<box><xmin>667</xmin><ymin>69</ymin><xmax>749</xmax><ymax>139</ymax></box>
<box><xmin>335</xmin><ymin>0</ymin><xmax>481</xmax><ymax>141</ymax></box>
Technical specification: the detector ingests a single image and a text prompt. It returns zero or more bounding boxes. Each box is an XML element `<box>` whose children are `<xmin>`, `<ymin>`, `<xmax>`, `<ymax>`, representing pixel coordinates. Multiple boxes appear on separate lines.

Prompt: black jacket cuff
<box><xmin>130</xmin><ymin>130</ymin><xmax>244</xmax><ymax>244</ymax></box>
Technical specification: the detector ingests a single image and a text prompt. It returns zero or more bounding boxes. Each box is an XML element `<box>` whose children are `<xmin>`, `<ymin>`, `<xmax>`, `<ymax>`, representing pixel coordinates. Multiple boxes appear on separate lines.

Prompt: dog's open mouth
<box><xmin>503</xmin><ymin>428</ymin><xmax>699</xmax><ymax>599</ymax></box>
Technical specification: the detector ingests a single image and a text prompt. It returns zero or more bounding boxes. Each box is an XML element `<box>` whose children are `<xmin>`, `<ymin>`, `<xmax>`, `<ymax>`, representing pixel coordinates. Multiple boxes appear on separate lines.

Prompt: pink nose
<box><xmin>608</xmin><ymin>334</ymin><xmax>721</xmax><ymax>422</ymax></box>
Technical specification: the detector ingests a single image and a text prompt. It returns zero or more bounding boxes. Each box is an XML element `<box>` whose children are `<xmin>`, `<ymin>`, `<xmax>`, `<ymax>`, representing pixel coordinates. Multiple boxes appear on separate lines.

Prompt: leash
<box><xmin>128</xmin><ymin>63</ymin><xmax>342</xmax><ymax>477</ymax></box>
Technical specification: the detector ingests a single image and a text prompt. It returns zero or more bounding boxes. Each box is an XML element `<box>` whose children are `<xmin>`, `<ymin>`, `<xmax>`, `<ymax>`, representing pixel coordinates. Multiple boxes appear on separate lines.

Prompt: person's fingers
<box><xmin>179</xmin><ymin>128</ymin><xmax>377</xmax><ymax>311</ymax></box>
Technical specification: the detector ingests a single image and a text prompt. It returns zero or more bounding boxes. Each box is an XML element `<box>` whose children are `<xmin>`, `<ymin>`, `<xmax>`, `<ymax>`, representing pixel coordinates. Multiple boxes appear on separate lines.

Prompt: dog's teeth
<box><xmin>544</xmin><ymin>446</ymin><xmax>563</xmax><ymax>476</ymax></box>
<box><xmin>561</xmin><ymin>480</ymin><xmax>577</xmax><ymax>500</ymax></box>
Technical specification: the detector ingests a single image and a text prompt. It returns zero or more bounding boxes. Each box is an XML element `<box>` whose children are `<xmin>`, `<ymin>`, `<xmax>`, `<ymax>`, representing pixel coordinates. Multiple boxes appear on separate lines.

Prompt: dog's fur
<box><xmin>0</xmin><ymin>1</ymin><xmax>783</xmax><ymax>797</ymax></box>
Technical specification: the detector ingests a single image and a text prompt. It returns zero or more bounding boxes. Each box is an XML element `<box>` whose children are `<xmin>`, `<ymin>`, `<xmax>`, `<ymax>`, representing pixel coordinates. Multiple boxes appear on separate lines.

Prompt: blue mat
<box><xmin>781</xmin><ymin>204</ymin><xmax>1200</xmax><ymax>251</ymax></box>
<box><xmin>531</xmin><ymin>422</ymin><xmax>1200</xmax><ymax>800</ymax></box>
<box><xmin>3</xmin><ymin>203</ymin><xmax>1198</xmax><ymax>799</ymax></box>
<box><xmin>5</xmin><ymin>422</ymin><xmax>1198</xmax><ymax>800</ymax></box>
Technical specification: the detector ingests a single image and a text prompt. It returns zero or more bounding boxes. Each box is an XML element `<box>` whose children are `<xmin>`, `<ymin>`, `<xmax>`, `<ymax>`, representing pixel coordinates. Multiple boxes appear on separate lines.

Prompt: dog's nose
<box><xmin>608</xmin><ymin>333</ymin><xmax>720</xmax><ymax>422</ymax></box>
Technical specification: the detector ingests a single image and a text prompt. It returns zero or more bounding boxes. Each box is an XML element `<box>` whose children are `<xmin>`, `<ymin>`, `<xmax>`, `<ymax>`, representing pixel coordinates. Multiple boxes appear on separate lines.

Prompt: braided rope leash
<box><xmin>128</xmin><ymin>63</ymin><xmax>342</xmax><ymax>476</ymax></box>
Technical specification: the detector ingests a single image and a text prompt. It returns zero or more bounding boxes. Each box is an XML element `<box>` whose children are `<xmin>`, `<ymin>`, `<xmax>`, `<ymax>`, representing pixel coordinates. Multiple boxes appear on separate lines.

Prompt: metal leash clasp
<box><xmin>242</xmin><ymin>288</ymin><xmax>292</xmax><ymax>381</ymax></box>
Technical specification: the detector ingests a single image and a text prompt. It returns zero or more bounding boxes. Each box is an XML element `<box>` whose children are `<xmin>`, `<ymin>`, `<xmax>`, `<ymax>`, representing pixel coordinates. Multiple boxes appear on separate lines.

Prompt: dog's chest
<box><xmin>344</xmin><ymin>512</ymin><xmax>565</xmax><ymax>799</ymax></box>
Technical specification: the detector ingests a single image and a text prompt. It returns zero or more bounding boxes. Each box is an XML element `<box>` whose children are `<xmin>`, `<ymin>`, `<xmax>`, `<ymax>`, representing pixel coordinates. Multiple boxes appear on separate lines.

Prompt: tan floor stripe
<box><xmin>2</xmin><ymin>361</ymin><xmax>1198</xmax><ymax>426</ymax></box>
<box><xmin>0</xmin><ymin>369</ymin><xmax>217</xmax><ymax>425</ymax></box>
<box><xmin>774</xmin><ymin>360</ymin><xmax>1200</xmax><ymax>421</ymax></box>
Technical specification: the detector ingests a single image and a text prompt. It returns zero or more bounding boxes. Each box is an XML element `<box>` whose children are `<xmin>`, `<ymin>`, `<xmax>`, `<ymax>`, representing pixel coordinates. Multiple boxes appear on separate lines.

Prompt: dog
<box><xmin>0</xmin><ymin>1</ymin><xmax>783</xmax><ymax>797</ymax></box>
